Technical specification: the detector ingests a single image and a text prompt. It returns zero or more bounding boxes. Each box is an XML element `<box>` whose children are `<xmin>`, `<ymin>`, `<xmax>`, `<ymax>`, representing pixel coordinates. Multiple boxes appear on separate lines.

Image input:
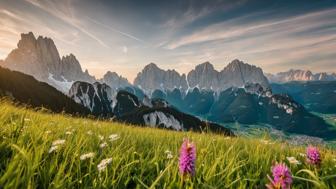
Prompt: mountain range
<box><xmin>0</xmin><ymin>32</ymin><xmax>130</xmax><ymax>93</ymax></box>
<box><xmin>1</xmin><ymin>32</ymin><xmax>336</xmax><ymax>139</ymax></box>
<box><xmin>267</xmin><ymin>69</ymin><xmax>336</xmax><ymax>83</ymax></box>
<box><xmin>134</xmin><ymin>60</ymin><xmax>269</xmax><ymax>94</ymax></box>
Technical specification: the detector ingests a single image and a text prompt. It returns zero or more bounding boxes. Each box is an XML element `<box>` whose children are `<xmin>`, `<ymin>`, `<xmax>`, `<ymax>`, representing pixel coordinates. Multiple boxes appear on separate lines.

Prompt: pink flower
<box><xmin>179</xmin><ymin>138</ymin><xmax>196</xmax><ymax>177</ymax></box>
<box><xmin>266</xmin><ymin>163</ymin><xmax>292</xmax><ymax>189</ymax></box>
<box><xmin>306</xmin><ymin>146</ymin><xmax>321</xmax><ymax>165</ymax></box>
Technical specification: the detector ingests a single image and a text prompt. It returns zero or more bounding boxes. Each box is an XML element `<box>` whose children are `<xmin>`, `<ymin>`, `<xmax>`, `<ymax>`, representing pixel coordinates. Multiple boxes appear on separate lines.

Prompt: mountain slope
<box><xmin>149</xmin><ymin>84</ymin><xmax>335</xmax><ymax>139</ymax></box>
<box><xmin>271</xmin><ymin>81</ymin><xmax>336</xmax><ymax>114</ymax></box>
<box><xmin>0</xmin><ymin>66</ymin><xmax>90</xmax><ymax>115</ymax></box>
<box><xmin>69</xmin><ymin>81</ymin><xmax>233</xmax><ymax>136</ymax></box>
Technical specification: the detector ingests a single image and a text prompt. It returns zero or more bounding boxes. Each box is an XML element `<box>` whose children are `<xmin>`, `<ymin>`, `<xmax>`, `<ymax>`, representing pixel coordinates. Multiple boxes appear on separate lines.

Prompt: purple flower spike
<box><xmin>306</xmin><ymin>146</ymin><xmax>321</xmax><ymax>165</ymax></box>
<box><xmin>179</xmin><ymin>138</ymin><xmax>196</xmax><ymax>177</ymax></box>
<box><xmin>266</xmin><ymin>163</ymin><xmax>292</xmax><ymax>189</ymax></box>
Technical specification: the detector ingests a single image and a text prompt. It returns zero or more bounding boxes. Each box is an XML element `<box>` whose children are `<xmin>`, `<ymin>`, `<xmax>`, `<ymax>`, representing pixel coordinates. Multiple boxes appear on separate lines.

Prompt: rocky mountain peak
<box><xmin>195</xmin><ymin>61</ymin><xmax>214</xmax><ymax>71</ymax></box>
<box><xmin>17</xmin><ymin>32</ymin><xmax>36</xmax><ymax>50</ymax></box>
<box><xmin>134</xmin><ymin>63</ymin><xmax>188</xmax><ymax>93</ymax></box>
<box><xmin>101</xmin><ymin>71</ymin><xmax>130</xmax><ymax>89</ymax></box>
<box><xmin>145</xmin><ymin>62</ymin><xmax>159</xmax><ymax>69</ymax></box>
<box><xmin>1</xmin><ymin>32</ymin><xmax>96</xmax><ymax>93</ymax></box>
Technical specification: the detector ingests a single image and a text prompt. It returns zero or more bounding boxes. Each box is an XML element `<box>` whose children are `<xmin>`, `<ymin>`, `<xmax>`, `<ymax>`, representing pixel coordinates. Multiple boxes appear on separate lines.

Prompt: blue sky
<box><xmin>0</xmin><ymin>0</ymin><xmax>335</xmax><ymax>82</ymax></box>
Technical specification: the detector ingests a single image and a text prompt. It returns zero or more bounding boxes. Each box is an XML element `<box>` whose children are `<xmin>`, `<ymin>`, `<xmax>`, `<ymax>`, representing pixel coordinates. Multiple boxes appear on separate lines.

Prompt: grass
<box><xmin>0</xmin><ymin>100</ymin><xmax>336</xmax><ymax>189</ymax></box>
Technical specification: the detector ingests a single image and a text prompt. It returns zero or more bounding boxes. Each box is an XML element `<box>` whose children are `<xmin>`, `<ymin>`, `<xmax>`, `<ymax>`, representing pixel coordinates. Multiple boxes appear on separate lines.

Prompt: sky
<box><xmin>0</xmin><ymin>0</ymin><xmax>335</xmax><ymax>82</ymax></box>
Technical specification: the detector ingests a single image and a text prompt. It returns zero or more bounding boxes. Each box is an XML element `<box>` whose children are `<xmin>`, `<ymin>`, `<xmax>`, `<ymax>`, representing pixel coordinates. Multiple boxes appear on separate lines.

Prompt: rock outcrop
<box><xmin>1</xmin><ymin>32</ymin><xmax>95</xmax><ymax>93</ymax></box>
<box><xmin>134</xmin><ymin>59</ymin><xmax>269</xmax><ymax>93</ymax></box>
<box><xmin>134</xmin><ymin>63</ymin><xmax>188</xmax><ymax>94</ymax></box>
<box><xmin>100</xmin><ymin>71</ymin><xmax>131</xmax><ymax>89</ymax></box>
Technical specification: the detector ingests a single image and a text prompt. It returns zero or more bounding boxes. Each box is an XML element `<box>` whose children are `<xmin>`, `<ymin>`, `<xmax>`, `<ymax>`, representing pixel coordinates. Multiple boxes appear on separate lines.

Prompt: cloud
<box><xmin>122</xmin><ymin>46</ymin><xmax>128</xmax><ymax>53</ymax></box>
<box><xmin>164</xmin><ymin>8</ymin><xmax>336</xmax><ymax>49</ymax></box>
<box><xmin>24</xmin><ymin>0</ymin><xmax>110</xmax><ymax>48</ymax></box>
<box><xmin>87</xmin><ymin>17</ymin><xmax>144</xmax><ymax>43</ymax></box>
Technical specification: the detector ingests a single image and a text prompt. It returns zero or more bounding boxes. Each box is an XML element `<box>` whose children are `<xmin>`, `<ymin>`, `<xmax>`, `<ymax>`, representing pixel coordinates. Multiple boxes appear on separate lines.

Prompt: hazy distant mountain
<box><xmin>0</xmin><ymin>66</ymin><xmax>90</xmax><ymax>115</ymax></box>
<box><xmin>134</xmin><ymin>60</ymin><xmax>269</xmax><ymax>94</ymax></box>
<box><xmin>267</xmin><ymin>69</ymin><xmax>336</xmax><ymax>83</ymax></box>
<box><xmin>134</xmin><ymin>63</ymin><xmax>188</xmax><ymax>93</ymax></box>
<box><xmin>100</xmin><ymin>71</ymin><xmax>131</xmax><ymax>89</ymax></box>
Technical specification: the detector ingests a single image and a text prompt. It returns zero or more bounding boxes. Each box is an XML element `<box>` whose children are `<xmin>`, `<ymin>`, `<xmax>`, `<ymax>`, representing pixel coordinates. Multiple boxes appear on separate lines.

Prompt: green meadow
<box><xmin>0</xmin><ymin>100</ymin><xmax>336</xmax><ymax>189</ymax></box>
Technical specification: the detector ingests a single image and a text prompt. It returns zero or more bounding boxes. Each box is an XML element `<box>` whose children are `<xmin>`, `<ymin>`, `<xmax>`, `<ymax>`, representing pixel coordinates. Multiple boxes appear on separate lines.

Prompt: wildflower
<box><xmin>98</xmin><ymin>135</ymin><xmax>104</xmax><ymax>141</ymax></box>
<box><xmin>286</xmin><ymin>156</ymin><xmax>301</xmax><ymax>165</ymax></box>
<box><xmin>49</xmin><ymin>139</ymin><xmax>65</xmax><ymax>153</ymax></box>
<box><xmin>52</xmin><ymin>139</ymin><xmax>65</xmax><ymax>146</ymax></box>
<box><xmin>99</xmin><ymin>142</ymin><xmax>107</xmax><ymax>149</ymax></box>
<box><xmin>165</xmin><ymin>150</ymin><xmax>173</xmax><ymax>159</ymax></box>
<box><xmin>179</xmin><ymin>139</ymin><xmax>196</xmax><ymax>177</ymax></box>
<box><xmin>24</xmin><ymin>118</ymin><xmax>31</xmax><ymax>122</ymax></box>
<box><xmin>306</xmin><ymin>146</ymin><xmax>321</xmax><ymax>165</ymax></box>
<box><xmin>48</xmin><ymin>145</ymin><xmax>58</xmax><ymax>153</ymax></box>
<box><xmin>97</xmin><ymin>158</ymin><xmax>112</xmax><ymax>172</ymax></box>
<box><xmin>260</xmin><ymin>139</ymin><xmax>271</xmax><ymax>145</ymax></box>
<box><xmin>80</xmin><ymin>152</ymin><xmax>95</xmax><ymax>160</ymax></box>
<box><xmin>109</xmin><ymin>134</ymin><xmax>120</xmax><ymax>141</ymax></box>
<box><xmin>266</xmin><ymin>163</ymin><xmax>292</xmax><ymax>189</ymax></box>
<box><xmin>45</xmin><ymin>130</ymin><xmax>52</xmax><ymax>134</ymax></box>
<box><xmin>87</xmin><ymin>130</ymin><xmax>93</xmax><ymax>135</ymax></box>
<box><xmin>299</xmin><ymin>153</ymin><xmax>306</xmax><ymax>157</ymax></box>
<box><xmin>65</xmin><ymin>131</ymin><xmax>72</xmax><ymax>135</ymax></box>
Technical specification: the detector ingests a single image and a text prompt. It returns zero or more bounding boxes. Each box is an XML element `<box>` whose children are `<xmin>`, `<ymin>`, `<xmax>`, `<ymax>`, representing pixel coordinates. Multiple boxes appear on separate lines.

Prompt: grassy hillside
<box><xmin>0</xmin><ymin>100</ymin><xmax>336</xmax><ymax>188</ymax></box>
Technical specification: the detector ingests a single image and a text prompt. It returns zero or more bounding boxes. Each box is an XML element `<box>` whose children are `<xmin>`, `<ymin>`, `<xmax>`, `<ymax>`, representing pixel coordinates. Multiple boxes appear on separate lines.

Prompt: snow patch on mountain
<box><xmin>48</xmin><ymin>73</ymin><xmax>74</xmax><ymax>93</ymax></box>
<box><xmin>143</xmin><ymin>111</ymin><xmax>183</xmax><ymax>130</ymax></box>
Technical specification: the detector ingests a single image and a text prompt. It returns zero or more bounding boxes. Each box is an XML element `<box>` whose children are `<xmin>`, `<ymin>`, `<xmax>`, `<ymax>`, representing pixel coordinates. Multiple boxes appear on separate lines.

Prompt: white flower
<box><xmin>260</xmin><ymin>139</ymin><xmax>271</xmax><ymax>144</ymax></box>
<box><xmin>286</xmin><ymin>156</ymin><xmax>301</xmax><ymax>165</ymax></box>
<box><xmin>65</xmin><ymin>131</ymin><xmax>72</xmax><ymax>135</ymax></box>
<box><xmin>97</xmin><ymin>158</ymin><xmax>112</xmax><ymax>172</ymax></box>
<box><xmin>164</xmin><ymin>150</ymin><xmax>173</xmax><ymax>159</ymax></box>
<box><xmin>87</xmin><ymin>130</ymin><xmax>93</xmax><ymax>135</ymax></box>
<box><xmin>109</xmin><ymin>134</ymin><xmax>120</xmax><ymax>141</ymax></box>
<box><xmin>99</xmin><ymin>142</ymin><xmax>108</xmax><ymax>149</ymax></box>
<box><xmin>80</xmin><ymin>152</ymin><xmax>95</xmax><ymax>160</ymax></box>
<box><xmin>48</xmin><ymin>145</ymin><xmax>58</xmax><ymax>153</ymax></box>
<box><xmin>299</xmin><ymin>153</ymin><xmax>306</xmax><ymax>157</ymax></box>
<box><xmin>98</xmin><ymin>135</ymin><xmax>104</xmax><ymax>141</ymax></box>
<box><xmin>52</xmin><ymin>139</ymin><xmax>65</xmax><ymax>146</ymax></box>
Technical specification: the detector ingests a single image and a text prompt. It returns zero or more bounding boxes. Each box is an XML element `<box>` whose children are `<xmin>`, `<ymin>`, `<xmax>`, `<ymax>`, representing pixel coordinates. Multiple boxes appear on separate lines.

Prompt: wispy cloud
<box><xmin>24</xmin><ymin>0</ymin><xmax>110</xmax><ymax>48</ymax></box>
<box><xmin>88</xmin><ymin>17</ymin><xmax>144</xmax><ymax>43</ymax></box>
<box><xmin>164</xmin><ymin>8</ymin><xmax>336</xmax><ymax>49</ymax></box>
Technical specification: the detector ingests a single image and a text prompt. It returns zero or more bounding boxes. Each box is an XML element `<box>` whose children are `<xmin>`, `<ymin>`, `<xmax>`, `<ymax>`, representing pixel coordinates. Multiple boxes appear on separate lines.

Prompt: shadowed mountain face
<box><xmin>147</xmin><ymin>84</ymin><xmax>335</xmax><ymax>139</ymax></box>
<box><xmin>0</xmin><ymin>66</ymin><xmax>90</xmax><ymax>115</ymax></box>
<box><xmin>271</xmin><ymin>81</ymin><xmax>336</xmax><ymax>114</ymax></box>
<box><xmin>69</xmin><ymin>81</ymin><xmax>234</xmax><ymax>136</ymax></box>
